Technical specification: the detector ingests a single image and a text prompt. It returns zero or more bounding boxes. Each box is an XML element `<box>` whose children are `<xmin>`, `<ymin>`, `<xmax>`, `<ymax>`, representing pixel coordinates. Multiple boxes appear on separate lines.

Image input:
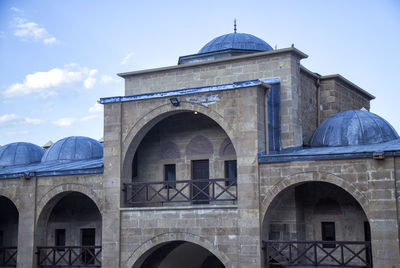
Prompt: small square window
<box><xmin>225</xmin><ymin>160</ymin><xmax>237</xmax><ymax>186</ymax></box>
<box><xmin>164</xmin><ymin>164</ymin><xmax>176</xmax><ymax>188</ymax></box>
<box><xmin>321</xmin><ymin>222</ymin><xmax>335</xmax><ymax>248</ymax></box>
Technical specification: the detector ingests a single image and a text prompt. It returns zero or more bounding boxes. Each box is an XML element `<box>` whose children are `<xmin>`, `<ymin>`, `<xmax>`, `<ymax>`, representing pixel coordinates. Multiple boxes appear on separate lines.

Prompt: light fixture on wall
<box><xmin>170</xmin><ymin>98</ymin><xmax>180</xmax><ymax>107</ymax></box>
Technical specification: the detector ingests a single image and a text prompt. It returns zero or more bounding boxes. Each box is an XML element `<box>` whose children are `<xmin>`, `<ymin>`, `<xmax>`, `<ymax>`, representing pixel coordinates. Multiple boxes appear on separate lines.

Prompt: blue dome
<box><xmin>41</xmin><ymin>136</ymin><xmax>103</xmax><ymax>162</ymax></box>
<box><xmin>0</xmin><ymin>142</ymin><xmax>44</xmax><ymax>167</ymax></box>
<box><xmin>310</xmin><ymin>110</ymin><xmax>399</xmax><ymax>147</ymax></box>
<box><xmin>198</xmin><ymin>33</ymin><xmax>273</xmax><ymax>54</ymax></box>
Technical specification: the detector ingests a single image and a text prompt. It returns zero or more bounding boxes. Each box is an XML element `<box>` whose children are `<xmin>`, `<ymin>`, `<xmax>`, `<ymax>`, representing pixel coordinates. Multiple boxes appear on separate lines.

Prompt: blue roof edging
<box><xmin>259</xmin><ymin>150</ymin><xmax>400</xmax><ymax>164</ymax></box>
<box><xmin>100</xmin><ymin>78</ymin><xmax>280</xmax><ymax>104</ymax></box>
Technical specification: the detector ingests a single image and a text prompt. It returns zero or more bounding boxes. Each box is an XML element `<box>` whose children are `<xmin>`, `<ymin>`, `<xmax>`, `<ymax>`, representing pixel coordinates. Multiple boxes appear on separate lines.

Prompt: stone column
<box><xmin>235</xmin><ymin>86</ymin><xmax>264</xmax><ymax>267</ymax></box>
<box><xmin>102</xmin><ymin>102</ymin><xmax>122</xmax><ymax>267</ymax></box>
<box><xmin>16</xmin><ymin>177</ymin><xmax>36</xmax><ymax>268</ymax></box>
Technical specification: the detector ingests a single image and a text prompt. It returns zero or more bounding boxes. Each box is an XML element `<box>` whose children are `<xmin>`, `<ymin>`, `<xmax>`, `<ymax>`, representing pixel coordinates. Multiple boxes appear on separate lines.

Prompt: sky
<box><xmin>0</xmin><ymin>0</ymin><xmax>399</xmax><ymax>146</ymax></box>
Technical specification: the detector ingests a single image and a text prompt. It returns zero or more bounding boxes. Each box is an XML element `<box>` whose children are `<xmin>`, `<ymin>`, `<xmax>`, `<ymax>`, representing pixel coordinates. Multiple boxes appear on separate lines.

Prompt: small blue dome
<box><xmin>310</xmin><ymin>110</ymin><xmax>399</xmax><ymax>147</ymax></box>
<box><xmin>0</xmin><ymin>142</ymin><xmax>44</xmax><ymax>167</ymax></box>
<box><xmin>41</xmin><ymin>136</ymin><xmax>103</xmax><ymax>162</ymax></box>
<box><xmin>198</xmin><ymin>33</ymin><xmax>273</xmax><ymax>54</ymax></box>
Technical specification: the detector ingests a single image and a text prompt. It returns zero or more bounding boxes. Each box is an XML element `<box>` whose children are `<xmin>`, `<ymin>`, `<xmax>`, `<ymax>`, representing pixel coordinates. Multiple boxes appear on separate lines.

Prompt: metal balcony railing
<box><xmin>0</xmin><ymin>247</ymin><xmax>17</xmax><ymax>267</ymax></box>
<box><xmin>263</xmin><ymin>240</ymin><xmax>372</xmax><ymax>267</ymax></box>
<box><xmin>123</xmin><ymin>178</ymin><xmax>237</xmax><ymax>205</ymax></box>
<box><xmin>36</xmin><ymin>246</ymin><xmax>101</xmax><ymax>267</ymax></box>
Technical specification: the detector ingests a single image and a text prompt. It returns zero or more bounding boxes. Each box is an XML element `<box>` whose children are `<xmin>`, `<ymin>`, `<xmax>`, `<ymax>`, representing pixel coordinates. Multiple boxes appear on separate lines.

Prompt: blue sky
<box><xmin>1</xmin><ymin>0</ymin><xmax>399</xmax><ymax>146</ymax></box>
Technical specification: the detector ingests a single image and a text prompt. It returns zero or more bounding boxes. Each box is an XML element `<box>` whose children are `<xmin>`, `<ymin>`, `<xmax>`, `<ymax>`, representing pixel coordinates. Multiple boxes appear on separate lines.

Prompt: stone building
<box><xmin>0</xmin><ymin>31</ymin><xmax>399</xmax><ymax>268</ymax></box>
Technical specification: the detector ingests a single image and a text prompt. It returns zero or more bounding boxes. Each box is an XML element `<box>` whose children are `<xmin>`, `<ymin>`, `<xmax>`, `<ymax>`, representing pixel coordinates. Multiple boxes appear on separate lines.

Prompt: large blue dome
<box><xmin>0</xmin><ymin>142</ymin><xmax>44</xmax><ymax>167</ymax></box>
<box><xmin>41</xmin><ymin>136</ymin><xmax>103</xmax><ymax>162</ymax></box>
<box><xmin>310</xmin><ymin>110</ymin><xmax>399</xmax><ymax>147</ymax></box>
<box><xmin>198</xmin><ymin>33</ymin><xmax>273</xmax><ymax>54</ymax></box>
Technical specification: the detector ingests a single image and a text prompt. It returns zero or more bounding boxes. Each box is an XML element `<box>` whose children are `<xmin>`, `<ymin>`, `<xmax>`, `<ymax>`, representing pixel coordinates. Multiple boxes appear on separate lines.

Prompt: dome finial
<box><xmin>234</xmin><ymin>19</ymin><xmax>237</xmax><ymax>33</ymax></box>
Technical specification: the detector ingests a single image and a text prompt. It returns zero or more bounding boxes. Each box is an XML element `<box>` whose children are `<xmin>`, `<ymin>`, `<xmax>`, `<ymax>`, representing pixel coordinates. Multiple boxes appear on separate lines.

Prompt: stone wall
<box><xmin>121</xmin><ymin>49</ymin><xmax>306</xmax><ymax>149</ymax></box>
<box><xmin>319</xmin><ymin>77</ymin><xmax>371</xmax><ymax>123</ymax></box>
<box><xmin>299</xmin><ymin>69</ymin><xmax>318</xmax><ymax>145</ymax></box>
<box><xmin>0</xmin><ymin>173</ymin><xmax>104</xmax><ymax>268</ymax></box>
<box><xmin>104</xmin><ymin>84</ymin><xmax>267</xmax><ymax>267</ymax></box>
<box><xmin>120</xmin><ymin>207</ymin><xmax>238</xmax><ymax>268</ymax></box>
<box><xmin>259</xmin><ymin>156</ymin><xmax>400</xmax><ymax>267</ymax></box>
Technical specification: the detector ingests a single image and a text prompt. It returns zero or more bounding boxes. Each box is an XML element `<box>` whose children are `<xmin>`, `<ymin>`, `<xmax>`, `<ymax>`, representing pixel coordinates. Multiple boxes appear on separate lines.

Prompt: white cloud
<box><xmin>0</xmin><ymin>114</ymin><xmax>19</xmax><ymax>124</ymax></box>
<box><xmin>53</xmin><ymin>117</ymin><xmax>75</xmax><ymax>126</ymax></box>
<box><xmin>3</xmin><ymin>65</ymin><xmax>98</xmax><ymax>98</ymax></box>
<box><xmin>83</xmin><ymin>69</ymin><xmax>97</xmax><ymax>89</ymax></box>
<box><xmin>43</xmin><ymin>37</ymin><xmax>56</xmax><ymax>44</ymax></box>
<box><xmin>0</xmin><ymin>114</ymin><xmax>43</xmax><ymax>126</ymax></box>
<box><xmin>0</xmin><ymin>31</ymin><xmax>5</xmax><ymax>39</ymax></box>
<box><xmin>84</xmin><ymin>77</ymin><xmax>96</xmax><ymax>89</ymax></box>
<box><xmin>14</xmin><ymin>17</ymin><xmax>57</xmax><ymax>45</ymax></box>
<box><xmin>10</xmin><ymin>7</ymin><xmax>21</xmax><ymax>12</ymax></box>
<box><xmin>81</xmin><ymin>114</ymin><xmax>99</xmax><ymax>121</ymax></box>
<box><xmin>25</xmin><ymin>117</ymin><xmax>43</xmax><ymax>125</ymax></box>
<box><xmin>120</xmin><ymin>52</ymin><xmax>135</xmax><ymax>65</ymax></box>
<box><xmin>100</xmin><ymin>75</ymin><xmax>118</xmax><ymax>84</ymax></box>
<box><xmin>89</xmin><ymin>102</ymin><xmax>103</xmax><ymax>113</ymax></box>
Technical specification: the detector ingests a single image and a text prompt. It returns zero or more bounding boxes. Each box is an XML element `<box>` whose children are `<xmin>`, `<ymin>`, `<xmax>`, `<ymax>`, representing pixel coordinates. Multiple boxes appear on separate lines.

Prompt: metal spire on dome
<box><xmin>234</xmin><ymin>19</ymin><xmax>237</xmax><ymax>33</ymax></box>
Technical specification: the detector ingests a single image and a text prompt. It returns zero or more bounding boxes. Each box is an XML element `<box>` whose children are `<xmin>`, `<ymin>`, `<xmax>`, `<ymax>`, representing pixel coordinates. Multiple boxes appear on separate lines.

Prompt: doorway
<box><xmin>192</xmin><ymin>160</ymin><xmax>209</xmax><ymax>204</ymax></box>
<box><xmin>81</xmin><ymin>228</ymin><xmax>95</xmax><ymax>264</ymax></box>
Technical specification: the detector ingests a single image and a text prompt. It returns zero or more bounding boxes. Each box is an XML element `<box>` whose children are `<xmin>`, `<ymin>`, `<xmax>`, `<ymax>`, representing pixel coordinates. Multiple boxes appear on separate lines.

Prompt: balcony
<box><xmin>263</xmin><ymin>240</ymin><xmax>372</xmax><ymax>267</ymax></box>
<box><xmin>0</xmin><ymin>247</ymin><xmax>17</xmax><ymax>267</ymax></box>
<box><xmin>36</xmin><ymin>246</ymin><xmax>101</xmax><ymax>267</ymax></box>
<box><xmin>123</xmin><ymin>178</ymin><xmax>237</xmax><ymax>206</ymax></box>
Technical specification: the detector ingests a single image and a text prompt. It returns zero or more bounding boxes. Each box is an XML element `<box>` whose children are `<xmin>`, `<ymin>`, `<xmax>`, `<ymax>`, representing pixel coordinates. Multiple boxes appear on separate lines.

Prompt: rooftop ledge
<box><xmin>100</xmin><ymin>77</ymin><xmax>280</xmax><ymax>104</ymax></box>
<box><xmin>118</xmin><ymin>47</ymin><xmax>308</xmax><ymax>78</ymax></box>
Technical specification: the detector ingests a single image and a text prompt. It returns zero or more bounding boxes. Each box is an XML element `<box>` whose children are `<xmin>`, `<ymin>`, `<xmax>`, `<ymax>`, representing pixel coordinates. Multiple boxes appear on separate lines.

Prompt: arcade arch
<box><xmin>122</xmin><ymin>111</ymin><xmax>237</xmax><ymax>207</ymax></box>
<box><xmin>261</xmin><ymin>181</ymin><xmax>372</xmax><ymax>267</ymax></box>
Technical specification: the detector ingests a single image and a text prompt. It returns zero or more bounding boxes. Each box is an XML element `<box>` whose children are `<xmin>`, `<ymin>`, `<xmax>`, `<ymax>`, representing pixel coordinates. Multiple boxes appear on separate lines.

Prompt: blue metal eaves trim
<box><xmin>258</xmin><ymin>151</ymin><xmax>400</xmax><ymax>163</ymax></box>
<box><xmin>100</xmin><ymin>78</ymin><xmax>280</xmax><ymax>104</ymax></box>
<box><xmin>0</xmin><ymin>167</ymin><xmax>104</xmax><ymax>179</ymax></box>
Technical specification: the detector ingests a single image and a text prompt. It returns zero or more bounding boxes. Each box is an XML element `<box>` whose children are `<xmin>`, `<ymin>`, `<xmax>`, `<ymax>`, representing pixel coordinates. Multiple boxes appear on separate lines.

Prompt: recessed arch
<box><xmin>261</xmin><ymin>176</ymin><xmax>372</xmax><ymax>267</ymax></box>
<box><xmin>121</xmin><ymin>102</ymin><xmax>236</xmax><ymax>180</ymax></box>
<box><xmin>186</xmin><ymin>135</ymin><xmax>214</xmax><ymax>156</ymax></box>
<box><xmin>123</xmin><ymin>232</ymin><xmax>233</xmax><ymax>268</ymax></box>
<box><xmin>35</xmin><ymin>190</ymin><xmax>103</xmax><ymax>263</ymax></box>
<box><xmin>36</xmin><ymin>183</ymin><xmax>103</xmax><ymax>222</ymax></box>
<box><xmin>0</xmin><ymin>191</ymin><xmax>20</xmax><ymax>212</ymax></box>
<box><xmin>260</xmin><ymin>171</ymin><xmax>370</xmax><ymax>221</ymax></box>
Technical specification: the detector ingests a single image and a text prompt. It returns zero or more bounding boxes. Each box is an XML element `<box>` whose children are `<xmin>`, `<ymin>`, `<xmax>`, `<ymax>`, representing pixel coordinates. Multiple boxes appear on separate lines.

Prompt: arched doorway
<box><xmin>122</xmin><ymin>112</ymin><xmax>237</xmax><ymax>207</ymax></box>
<box><xmin>261</xmin><ymin>182</ymin><xmax>372</xmax><ymax>267</ymax></box>
<box><xmin>133</xmin><ymin>241</ymin><xmax>225</xmax><ymax>268</ymax></box>
<box><xmin>36</xmin><ymin>192</ymin><xmax>102</xmax><ymax>267</ymax></box>
<box><xmin>0</xmin><ymin>196</ymin><xmax>18</xmax><ymax>266</ymax></box>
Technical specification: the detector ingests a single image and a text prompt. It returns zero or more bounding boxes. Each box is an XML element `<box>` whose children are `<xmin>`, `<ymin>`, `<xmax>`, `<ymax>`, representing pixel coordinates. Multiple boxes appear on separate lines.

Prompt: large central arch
<box><xmin>121</xmin><ymin>102</ymin><xmax>236</xmax><ymax>180</ymax></box>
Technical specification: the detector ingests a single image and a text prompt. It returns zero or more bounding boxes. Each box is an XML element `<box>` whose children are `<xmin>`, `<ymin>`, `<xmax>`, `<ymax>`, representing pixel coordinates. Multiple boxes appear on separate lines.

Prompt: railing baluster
<box><xmin>36</xmin><ymin>246</ymin><xmax>101</xmax><ymax>267</ymax></box>
<box><xmin>262</xmin><ymin>240</ymin><xmax>371</xmax><ymax>267</ymax></box>
<box><xmin>123</xmin><ymin>178</ymin><xmax>237</xmax><ymax>205</ymax></box>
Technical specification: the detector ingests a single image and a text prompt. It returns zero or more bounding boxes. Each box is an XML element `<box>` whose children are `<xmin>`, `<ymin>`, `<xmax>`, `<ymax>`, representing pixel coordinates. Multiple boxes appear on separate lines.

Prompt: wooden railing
<box><xmin>0</xmin><ymin>247</ymin><xmax>17</xmax><ymax>267</ymax></box>
<box><xmin>263</xmin><ymin>240</ymin><xmax>372</xmax><ymax>267</ymax></box>
<box><xmin>123</xmin><ymin>178</ymin><xmax>237</xmax><ymax>205</ymax></box>
<box><xmin>36</xmin><ymin>246</ymin><xmax>101</xmax><ymax>267</ymax></box>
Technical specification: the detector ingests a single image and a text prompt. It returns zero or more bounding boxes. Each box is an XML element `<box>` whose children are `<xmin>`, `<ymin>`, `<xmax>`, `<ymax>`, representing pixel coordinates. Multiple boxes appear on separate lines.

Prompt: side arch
<box><xmin>0</xmin><ymin>190</ymin><xmax>20</xmax><ymax>212</ymax></box>
<box><xmin>123</xmin><ymin>232</ymin><xmax>233</xmax><ymax>268</ymax></box>
<box><xmin>122</xmin><ymin>102</ymin><xmax>236</xmax><ymax>178</ymax></box>
<box><xmin>260</xmin><ymin>171</ymin><xmax>370</xmax><ymax>222</ymax></box>
<box><xmin>36</xmin><ymin>183</ymin><xmax>103</xmax><ymax>222</ymax></box>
